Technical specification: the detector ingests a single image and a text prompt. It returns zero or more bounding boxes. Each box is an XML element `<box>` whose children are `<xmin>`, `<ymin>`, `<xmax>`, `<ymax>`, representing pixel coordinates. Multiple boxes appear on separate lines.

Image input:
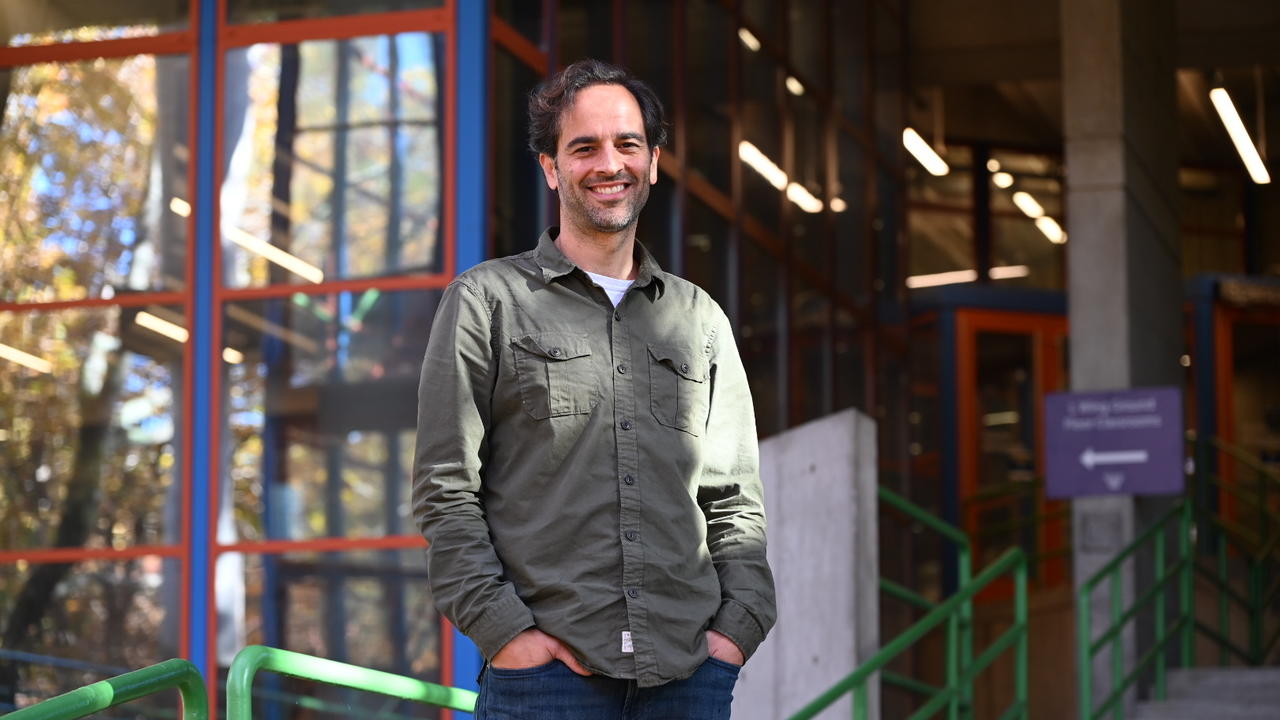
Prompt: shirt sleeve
<box><xmin>412</xmin><ymin>280</ymin><xmax>535</xmax><ymax>660</ymax></box>
<box><xmin>699</xmin><ymin>307</ymin><xmax>777</xmax><ymax>660</ymax></box>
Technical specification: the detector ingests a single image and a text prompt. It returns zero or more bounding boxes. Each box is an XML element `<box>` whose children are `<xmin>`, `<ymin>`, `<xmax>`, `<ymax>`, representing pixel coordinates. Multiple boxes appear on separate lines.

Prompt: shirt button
<box><xmin>614</xmin><ymin>311</ymin><xmax>622</xmax><ymax>321</ymax></box>
<box><xmin>623</xmin><ymin>474</ymin><xmax>635</xmax><ymax>485</ymax></box>
<box><xmin>625</xmin><ymin>530</ymin><xmax>638</xmax><ymax>541</ymax></box>
<box><xmin>679</xmin><ymin>362</ymin><xmax>690</xmax><ymax>374</ymax></box>
<box><xmin>549</xmin><ymin>347</ymin><xmax>563</xmax><ymax>357</ymax></box>
<box><xmin>617</xmin><ymin>364</ymin><xmax>628</xmax><ymax>374</ymax></box>
<box><xmin>627</xmin><ymin>588</ymin><xmax>640</xmax><ymax>599</ymax></box>
<box><xmin>620</xmin><ymin>418</ymin><xmax>634</xmax><ymax>431</ymax></box>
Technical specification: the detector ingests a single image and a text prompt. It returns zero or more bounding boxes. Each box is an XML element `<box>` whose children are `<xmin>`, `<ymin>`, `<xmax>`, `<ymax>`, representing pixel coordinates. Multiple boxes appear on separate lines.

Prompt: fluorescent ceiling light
<box><xmin>992</xmin><ymin>171</ymin><xmax>1014</xmax><ymax>189</ymax></box>
<box><xmin>0</xmin><ymin>342</ymin><xmax>53</xmax><ymax>373</ymax></box>
<box><xmin>169</xmin><ymin>197</ymin><xmax>192</xmax><ymax>218</ymax></box>
<box><xmin>136</xmin><ymin>311</ymin><xmax>190</xmax><ymax>343</ymax></box>
<box><xmin>785</xmin><ymin>183</ymin><xmax>823</xmax><ymax>213</ymax></box>
<box><xmin>737</xmin><ymin>28</ymin><xmax>761</xmax><ymax>52</ymax></box>
<box><xmin>1011</xmin><ymin>191</ymin><xmax>1045</xmax><ymax>218</ymax></box>
<box><xmin>223</xmin><ymin>223</ymin><xmax>324</xmax><ymax>284</ymax></box>
<box><xmin>785</xmin><ymin>76</ymin><xmax>805</xmax><ymax>96</ymax></box>
<box><xmin>902</xmin><ymin>128</ymin><xmax>949</xmax><ymax>176</ymax></box>
<box><xmin>989</xmin><ymin>265</ymin><xmax>1030</xmax><ymax>280</ymax></box>
<box><xmin>830</xmin><ymin>197</ymin><xmax>848</xmax><ymax>213</ymax></box>
<box><xmin>906</xmin><ymin>269</ymin><xmax>978</xmax><ymax>288</ymax></box>
<box><xmin>986</xmin><ymin>158</ymin><xmax>1001</xmax><ymax>172</ymax></box>
<box><xmin>1035</xmin><ymin>216</ymin><xmax>1067</xmax><ymax>244</ymax></box>
<box><xmin>1209</xmin><ymin>87</ymin><xmax>1271</xmax><ymax>184</ymax></box>
<box><xmin>738</xmin><ymin>140</ymin><xmax>787</xmax><ymax>190</ymax></box>
<box><xmin>222</xmin><ymin>347</ymin><xmax>245</xmax><ymax>364</ymax></box>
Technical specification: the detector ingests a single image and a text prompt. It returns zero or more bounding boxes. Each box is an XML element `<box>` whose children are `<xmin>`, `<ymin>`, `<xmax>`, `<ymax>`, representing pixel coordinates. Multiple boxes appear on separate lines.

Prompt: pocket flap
<box><xmin>511</xmin><ymin>332</ymin><xmax>592</xmax><ymax>360</ymax></box>
<box><xmin>647</xmin><ymin>344</ymin><xmax>708</xmax><ymax>382</ymax></box>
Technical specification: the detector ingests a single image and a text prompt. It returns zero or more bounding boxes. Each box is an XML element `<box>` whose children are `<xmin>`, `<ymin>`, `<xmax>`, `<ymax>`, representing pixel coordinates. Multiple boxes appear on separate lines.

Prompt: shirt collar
<box><xmin>533</xmin><ymin>227</ymin><xmax>666</xmax><ymax>296</ymax></box>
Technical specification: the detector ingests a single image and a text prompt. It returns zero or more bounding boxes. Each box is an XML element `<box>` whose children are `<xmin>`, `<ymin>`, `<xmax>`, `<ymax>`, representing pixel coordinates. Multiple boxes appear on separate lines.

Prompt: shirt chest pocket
<box><xmin>511</xmin><ymin>332</ymin><xmax>598</xmax><ymax>419</ymax></box>
<box><xmin>647</xmin><ymin>344</ymin><xmax>710</xmax><ymax>436</ymax></box>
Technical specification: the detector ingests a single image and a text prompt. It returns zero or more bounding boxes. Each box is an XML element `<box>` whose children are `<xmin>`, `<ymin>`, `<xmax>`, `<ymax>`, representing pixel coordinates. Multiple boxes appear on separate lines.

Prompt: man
<box><xmin>413</xmin><ymin>59</ymin><xmax>775</xmax><ymax>719</ymax></box>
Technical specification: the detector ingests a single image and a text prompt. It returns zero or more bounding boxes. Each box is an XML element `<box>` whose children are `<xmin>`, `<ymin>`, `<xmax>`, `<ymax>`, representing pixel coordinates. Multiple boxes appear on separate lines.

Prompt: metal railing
<box><xmin>1075</xmin><ymin>501</ymin><xmax>1194</xmax><ymax>720</ymax></box>
<box><xmin>877</xmin><ymin>485</ymin><xmax>974</xmax><ymax>708</ymax></box>
<box><xmin>790</xmin><ymin>547</ymin><xmax>1028</xmax><ymax>720</ymax></box>
<box><xmin>2</xmin><ymin>658</ymin><xmax>208</xmax><ymax>720</ymax></box>
<box><xmin>225</xmin><ymin>645</ymin><xmax>477</xmax><ymax>719</ymax></box>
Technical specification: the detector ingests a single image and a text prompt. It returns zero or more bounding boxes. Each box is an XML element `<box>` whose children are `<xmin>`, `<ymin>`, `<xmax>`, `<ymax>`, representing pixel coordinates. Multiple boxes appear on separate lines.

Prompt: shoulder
<box><xmin>656</xmin><ymin>271</ymin><xmax>729</xmax><ymax>324</ymax></box>
<box><xmin>451</xmin><ymin>250</ymin><xmax>539</xmax><ymax>300</ymax></box>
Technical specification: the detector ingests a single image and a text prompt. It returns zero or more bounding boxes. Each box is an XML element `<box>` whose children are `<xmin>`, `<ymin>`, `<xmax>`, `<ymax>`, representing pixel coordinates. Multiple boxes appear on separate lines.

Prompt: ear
<box><xmin>648</xmin><ymin>146</ymin><xmax>660</xmax><ymax>185</ymax></box>
<box><xmin>538</xmin><ymin>152</ymin><xmax>559</xmax><ymax>191</ymax></box>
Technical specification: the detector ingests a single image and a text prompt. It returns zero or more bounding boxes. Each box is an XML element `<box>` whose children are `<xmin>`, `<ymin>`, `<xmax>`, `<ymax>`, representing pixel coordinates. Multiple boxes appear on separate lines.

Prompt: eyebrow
<box><xmin>565</xmin><ymin>132</ymin><xmax>646</xmax><ymax>149</ymax></box>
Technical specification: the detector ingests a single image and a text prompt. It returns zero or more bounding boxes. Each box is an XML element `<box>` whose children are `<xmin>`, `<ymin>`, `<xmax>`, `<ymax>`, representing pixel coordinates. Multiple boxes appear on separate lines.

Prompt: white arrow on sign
<box><xmin>1080</xmin><ymin>447</ymin><xmax>1149</xmax><ymax>470</ymax></box>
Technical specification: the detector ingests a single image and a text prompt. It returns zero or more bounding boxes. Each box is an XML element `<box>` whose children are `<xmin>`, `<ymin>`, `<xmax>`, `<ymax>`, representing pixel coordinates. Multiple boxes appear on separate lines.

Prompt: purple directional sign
<box><xmin>1045</xmin><ymin>387</ymin><xmax>1184</xmax><ymax>499</ymax></box>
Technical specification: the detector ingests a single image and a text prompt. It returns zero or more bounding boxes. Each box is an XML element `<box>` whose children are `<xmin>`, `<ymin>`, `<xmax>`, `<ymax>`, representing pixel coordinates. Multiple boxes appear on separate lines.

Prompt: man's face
<box><xmin>539</xmin><ymin>84</ymin><xmax>660</xmax><ymax>236</ymax></box>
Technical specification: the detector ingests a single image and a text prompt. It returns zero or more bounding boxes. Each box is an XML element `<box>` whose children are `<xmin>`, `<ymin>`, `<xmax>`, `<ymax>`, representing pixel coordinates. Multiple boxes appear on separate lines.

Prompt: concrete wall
<box><xmin>733</xmin><ymin>409</ymin><xmax>879</xmax><ymax>719</ymax></box>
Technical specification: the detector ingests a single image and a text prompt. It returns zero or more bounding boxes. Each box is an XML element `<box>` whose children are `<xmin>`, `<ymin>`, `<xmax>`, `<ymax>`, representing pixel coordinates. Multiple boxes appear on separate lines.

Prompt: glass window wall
<box><xmin>1</xmin><ymin>2</ymin><xmax>188</xmax><ymax>46</ymax></box>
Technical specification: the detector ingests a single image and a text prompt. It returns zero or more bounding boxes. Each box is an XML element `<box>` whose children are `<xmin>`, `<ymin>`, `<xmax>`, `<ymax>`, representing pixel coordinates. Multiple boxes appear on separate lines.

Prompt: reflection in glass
<box><xmin>908</xmin><ymin>209</ymin><xmax>972</xmax><ymax>279</ymax></box>
<box><xmin>493</xmin><ymin>49</ymin><xmax>545</xmax><ymax>259</ymax></box>
<box><xmin>1232</xmin><ymin>322</ymin><xmax>1280</xmax><ymax>469</ymax></box>
<box><xmin>625</xmin><ymin>0</ymin><xmax>675</xmax><ymax>156</ymax></box>
<box><xmin>741</xmin><ymin>49</ymin><xmax>782</xmax><ymax>233</ymax></box>
<box><xmin>639</xmin><ymin>172</ymin><xmax>676</xmax><ymax>272</ymax></box>
<box><xmin>790</xmin><ymin>94</ymin><xmax>826</xmax><ymax>271</ymax></box>
<box><xmin>557</xmin><ymin>0</ymin><xmax>612</xmax><ymax>67</ymax></box>
<box><xmin>1180</xmin><ymin>169</ymin><xmax>1244</xmax><ymax>276</ymax></box>
<box><xmin>494</xmin><ymin>0</ymin><xmax>543</xmax><ymax>44</ymax></box>
<box><xmin>220</xmin><ymin>551</ymin><xmax>438</xmax><ymax>701</ymax></box>
<box><xmin>0</xmin><ymin>306</ymin><xmax>185</xmax><ymax>552</ymax></box>
<box><xmin>833</xmin><ymin>307</ymin><xmax>865</xmax><ymax>413</ymax></box>
<box><xmin>0</xmin><ymin>559</ymin><xmax>178</xmax><ymax>707</ymax></box>
<box><xmin>2</xmin><ymin>3</ymin><xmax>188</xmax><ymax>46</ymax></box>
<box><xmin>788</xmin><ymin>0</ymin><xmax>824</xmax><ymax>88</ymax></box>
<box><xmin>686</xmin><ymin>0</ymin><xmax>732</xmax><ymax>190</ymax></box>
<box><xmin>222</xmin><ymin>34</ymin><xmax>444</xmax><ymax>288</ymax></box>
<box><xmin>833</xmin><ymin>0</ymin><xmax>869</xmax><ymax>125</ymax></box>
<box><xmin>989</xmin><ymin>150</ymin><xmax>1063</xmax><ymax>288</ymax></box>
<box><xmin>221</xmin><ymin>290</ymin><xmax>440</xmax><ymax>542</ymax></box>
<box><xmin>741</xmin><ymin>242</ymin><xmax>781</xmax><ymax>436</ymax></box>
<box><xmin>684</xmin><ymin>196</ymin><xmax>731</xmax><ymax>309</ymax></box>
<box><xmin>0</xmin><ymin>56</ymin><xmax>190</xmax><ymax>303</ymax></box>
<box><xmin>227</xmin><ymin>0</ymin><xmax>442</xmax><ymax>25</ymax></box>
<box><xmin>835</xmin><ymin>133</ymin><xmax>870</xmax><ymax>304</ymax></box>
<box><xmin>790</xmin><ymin>271</ymin><xmax>830</xmax><ymax>425</ymax></box>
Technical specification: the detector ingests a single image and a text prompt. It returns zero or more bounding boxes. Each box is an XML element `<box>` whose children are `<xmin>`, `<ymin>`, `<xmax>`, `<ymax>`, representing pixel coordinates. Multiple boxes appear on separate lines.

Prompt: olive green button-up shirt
<box><xmin>412</xmin><ymin>229</ymin><xmax>776</xmax><ymax>687</ymax></box>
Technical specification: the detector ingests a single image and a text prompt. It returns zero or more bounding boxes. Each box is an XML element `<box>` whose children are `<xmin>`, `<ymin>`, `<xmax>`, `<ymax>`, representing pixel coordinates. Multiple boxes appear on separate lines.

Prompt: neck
<box><xmin>555</xmin><ymin>221</ymin><xmax>638</xmax><ymax>280</ymax></box>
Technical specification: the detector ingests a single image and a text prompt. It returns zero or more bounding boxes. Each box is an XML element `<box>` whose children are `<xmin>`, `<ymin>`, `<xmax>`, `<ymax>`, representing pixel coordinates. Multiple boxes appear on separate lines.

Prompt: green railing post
<box><xmin>1078</xmin><ymin>588</ymin><xmax>1093</xmax><ymax>720</ymax></box>
<box><xmin>1180</xmin><ymin>501</ymin><xmax>1194</xmax><ymax>668</ymax></box>
<box><xmin>4</xmin><ymin>658</ymin><xmax>208</xmax><ymax>720</ymax></box>
<box><xmin>946</xmin><ymin>615</ymin><xmax>960</xmax><ymax>720</ymax></box>
<box><xmin>1109</xmin><ymin>573</ymin><xmax>1123</xmax><ymax>720</ymax></box>
<box><xmin>1218</xmin><ymin>540</ymin><xmax>1229</xmax><ymax>666</ymax></box>
<box><xmin>958</xmin><ymin>547</ymin><xmax>973</xmax><ymax>719</ymax></box>
<box><xmin>1154</xmin><ymin>527</ymin><xmax>1167</xmax><ymax>700</ymax></box>
<box><xmin>1014</xmin><ymin>557</ymin><xmax>1028</xmax><ymax>719</ymax></box>
<box><xmin>226</xmin><ymin>645</ymin><xmax>477</xmax><ymax>720</ymax></box>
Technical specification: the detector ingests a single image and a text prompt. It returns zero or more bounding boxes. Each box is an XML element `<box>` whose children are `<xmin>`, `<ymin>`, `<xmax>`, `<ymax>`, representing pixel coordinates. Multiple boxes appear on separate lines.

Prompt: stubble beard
<box><xmin>556</xmin><ymin>164</ymin><xmax>652</xmax><ymax>236</ymax></box>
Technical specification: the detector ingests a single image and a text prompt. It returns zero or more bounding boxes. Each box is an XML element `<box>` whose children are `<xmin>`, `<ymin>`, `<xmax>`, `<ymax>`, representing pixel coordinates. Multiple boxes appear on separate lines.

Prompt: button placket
<box><xmin>610</xmin><ymin>303</ymin><xmax>647</xmax><ymax>676</ymax></box>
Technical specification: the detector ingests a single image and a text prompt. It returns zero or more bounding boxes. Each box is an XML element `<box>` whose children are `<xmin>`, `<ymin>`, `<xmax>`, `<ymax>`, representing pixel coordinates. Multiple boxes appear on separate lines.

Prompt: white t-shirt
<box><xmin>585</xmin><ymin>270</ymin><xmax>635</xmax><ymax>307</ymax></box>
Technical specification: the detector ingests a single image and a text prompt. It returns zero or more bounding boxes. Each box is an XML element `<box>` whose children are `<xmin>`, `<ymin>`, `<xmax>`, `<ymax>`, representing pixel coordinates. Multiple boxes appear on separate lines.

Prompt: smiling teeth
<box><xmin>595</xmin><ymin>185</ymin><xmax>625</xmax><ymax>195</ymax></box>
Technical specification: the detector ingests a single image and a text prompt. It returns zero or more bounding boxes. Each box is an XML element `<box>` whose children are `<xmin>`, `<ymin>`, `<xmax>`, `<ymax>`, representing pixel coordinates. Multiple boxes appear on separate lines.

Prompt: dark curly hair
<box><xmin>527</xmin><ymin>59</ymin><xmax>668</xmax><ymax>158</ymax></box>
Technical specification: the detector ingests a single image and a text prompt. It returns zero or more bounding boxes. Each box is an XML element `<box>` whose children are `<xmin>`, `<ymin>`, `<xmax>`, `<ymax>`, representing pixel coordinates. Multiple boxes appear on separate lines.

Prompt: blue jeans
<box><xmin>474</xmin><ymin>658</ymin><xmax>741</xmax><ymax>719</ymax></box>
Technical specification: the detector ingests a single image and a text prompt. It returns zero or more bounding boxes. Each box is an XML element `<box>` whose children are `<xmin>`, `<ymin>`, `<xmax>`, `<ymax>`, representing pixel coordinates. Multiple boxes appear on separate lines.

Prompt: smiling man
<box><xmin>413</xmin><ymin>59</ymin><xmax>775</xmax><ymax>719</ymax></box>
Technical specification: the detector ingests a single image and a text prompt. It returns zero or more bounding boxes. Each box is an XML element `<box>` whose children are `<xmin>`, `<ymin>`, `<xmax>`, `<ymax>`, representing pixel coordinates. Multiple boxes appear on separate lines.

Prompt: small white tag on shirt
<box><xmin>621</xmin><ymin>631</ymin><xmax>634</xmax><ymax>653</ymax></box>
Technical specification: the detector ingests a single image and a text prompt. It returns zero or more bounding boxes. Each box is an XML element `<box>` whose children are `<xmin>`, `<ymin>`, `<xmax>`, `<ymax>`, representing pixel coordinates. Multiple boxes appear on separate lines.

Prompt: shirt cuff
<box><xmin>464</xmin><ymin>593</ymin><xmax>537</xmax><ymax>660</ymax></box>
<box><xmin>709</xmin><ymin>599</ymin><xmax>767</xmax><ymax>660</ymax></box>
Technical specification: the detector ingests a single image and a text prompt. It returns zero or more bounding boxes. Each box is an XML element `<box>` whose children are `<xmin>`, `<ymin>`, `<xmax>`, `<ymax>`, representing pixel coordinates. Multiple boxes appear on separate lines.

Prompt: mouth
<box><xmin>587</xmin><ymin>181</ymin><xmax>632</xmax><ymax>200</ymax></box>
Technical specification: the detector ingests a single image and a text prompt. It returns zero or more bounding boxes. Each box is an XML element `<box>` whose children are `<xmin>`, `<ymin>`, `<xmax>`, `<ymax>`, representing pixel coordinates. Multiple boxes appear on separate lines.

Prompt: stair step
<box><xmin>1134</xmin><ymin>699</ymin><xmax>1280</xmax><ymax>720</ymax></box>
<box><xmin>1166</xmin><ymin>667</ymin><xmax>1280</xmax><ymax>701</ymax></box>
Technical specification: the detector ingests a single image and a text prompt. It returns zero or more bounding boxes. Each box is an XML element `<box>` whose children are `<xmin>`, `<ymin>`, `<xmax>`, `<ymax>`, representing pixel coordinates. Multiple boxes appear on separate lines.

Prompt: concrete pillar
<box><xmin>1061</xmin><ymin>0</ymin><xmax>1181</xmax><ymax>713</ymax></box>
<box><xmin>733</xmin><ymin>409</ymin><xmax>879</xmax><ymax>719</ymax></box>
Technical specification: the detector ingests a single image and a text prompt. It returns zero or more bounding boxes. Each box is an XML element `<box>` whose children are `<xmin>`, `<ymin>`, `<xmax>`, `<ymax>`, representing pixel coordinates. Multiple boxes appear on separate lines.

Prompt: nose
<box><xmin>596</xmin><ymin>144</ymin><xmax>625</xmax><ymax>176</ymax></box>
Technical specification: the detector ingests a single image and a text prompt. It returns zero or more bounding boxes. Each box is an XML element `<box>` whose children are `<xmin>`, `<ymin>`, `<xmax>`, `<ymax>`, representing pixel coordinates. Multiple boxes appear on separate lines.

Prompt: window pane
<box><xmin>494</xmin><ymin>0</ymin><xmax>543</xmax><ymax>44</ymax></box>
<box><xmin>639</xmin><ymin>172</ymin><xmax>676</xmax><ymax>272</ymax></box>
<box><xmin>1180</xmin><ymin>168</ymin><xmax>1244</xmax><ymax>276</ymax></box>
<box><xmin>989</xmin><ymin>150</ymin><xmax>1063</xmax><ymax>289</ymax></box>
<box><xmin>0</xmin><ymin>306</ymin><xmax>185</xmax><ymax>552</ymax></box>
<box><xmin>741</xmin><ymin>241</ymin><xmax>781</xmax><ymax>437</ymax></box>
<box><xmin>992</xmin><ymin>217</ymin><xmax>1064</xmax><ymax>291</ymax></box>
<box><xmin>790</xmin><ymin>271</ymin><xmax>830</xmax><ymax>425</ymax></box>
<box><xmin>2</xmin><ymin>2</ymin><xmax>188</xmax><ymax>46</ymax></box>
<box><xmin>0</xmin><ymin>559</ymin><xmax>179</xmax><ymax>707</ymax></box>
<box><xmin>0</xmin><ymin>56</ymin><xmax>190</xmax><ymax>303</ymax></box>
<box><xmin>833</xmin><ymin>0</ymin><xmax>868</xmax><ymax>125</ymax></box>
<box><xmin>684</xmin><ymin>196</ymin><xmax>731</xmax><ymax>309</ymax></box>
<box><xmin>741</xmin><ymin>48</ymin><xmax>782</xmax><ymax>234</ymax></box>
<box><xmin>741</xmin><ymin>0</ymin><xmax>779</xmax><ymax>49</ymax></box>
<box><xmin>788</xmin><ymin>0</ymin><xmax>825</xmax><ymax>89</ymax></box>
<box><xmin>228</xmin><ymin>0</ymin><xmax>442</xmax><ymax>25</ymax></box>
<box><xmin>833</xmin><ymin>307</ymin><xmax>866</xmax><ymax>412</ymax></box>
<box><xmin>908</xmin><ymin>209</ymin><xmax>972</xmax><ymax>279</ymax></box>
<box><xmin>686</xmin><ymin>0</ymin><xmax>732</xmax><ymax>191</ymax></box>
<box><xmin>557</xmin><ymin>0</ymin><xmax>612</xmax><ymax>66</ymax></box>
<box><xmin>492</xmin><ymin>48</ymin><xmax>544</xmax><ymax>259</ymax></box>
<box><xmin>222</xmin><ymin>34</ymin><xmax>444</xmax><ymax>288</ymax></box>
<box><xmin>221</xmin><ymin>290</ymin><xmax>440</xmax><ymax>542</ymax></box>
<box><xmin>219</xmin><ymin>551</ymin><xmax>437</xmax><ymax>678</ymax></box>
<box><xmin>625</xmin><ymin>0</ymin><xmax>675</xmax><ymax>156</ymax></box>
<box><xmin>789</xmin><ymin>94</ymin><xmax>826</xmax><ymax>272</ymax></box>
<box><xmin>835</xmin><ymin>133</ymin><xmax>870</xmax><ymax>304</ymax></box>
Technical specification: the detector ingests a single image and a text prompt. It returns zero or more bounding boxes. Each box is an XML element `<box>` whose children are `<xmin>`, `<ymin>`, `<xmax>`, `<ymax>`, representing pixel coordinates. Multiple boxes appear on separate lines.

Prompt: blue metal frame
<box><xmin>451</xmin><ymin>0</ymin><xmax>489</xmax><ymax>706</ymax></box>
<box><xmin>188</xmin><ymin>0</ymin><xmax>219</xmax><ymax>680</ymax></box>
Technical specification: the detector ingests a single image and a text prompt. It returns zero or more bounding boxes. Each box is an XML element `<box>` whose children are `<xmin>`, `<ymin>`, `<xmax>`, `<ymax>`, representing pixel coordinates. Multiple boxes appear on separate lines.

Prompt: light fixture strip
<box><xmin>1209</xmin><ymin>87</ymin><xmax>1272</xmax><ymax>184</ymax></box>
<box><xmin>902</xmin><ymin>128</ymin><xmax>950</xmax><ymax>176</ymax></box>
<box><xmin>223</xmin><ymin>224</ymin><xmax>325</xmax><ymax>284</ymax></box>
<box><xmin>0</xmin><ymin>342</ymin><xmax>53</xmax><ymax>374</ymax></box>
<box><xmin>136</xmin><ymin>311</ymin><xmax>190</xmax><ymax>343</ymax></box>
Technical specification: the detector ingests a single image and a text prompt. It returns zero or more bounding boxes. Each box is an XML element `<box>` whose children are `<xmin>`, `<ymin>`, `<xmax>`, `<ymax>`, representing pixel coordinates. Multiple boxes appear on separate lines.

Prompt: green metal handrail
<box><xmin>3</xmin><ymin>658</ymin><xmax>208</xmax><ymax>720</ymax></box>
<box><xmin>1076</xmin><ymin>500</ymin><xmax>1193</xmax><ymax>720</ymax></box>
<box><xmin>789</xmin><ymin>547</ymin><xmax>1028</xmax><ymax>720</ymax></box>
<box><xmin>225</xmin><ymin>645</ymin><xmax>477</xmax><ymax>719</ymax></box>
<box><xmin>877</xmin><ymin>485</ymin><xmax>974</xmax><ymax>710</ymax></box>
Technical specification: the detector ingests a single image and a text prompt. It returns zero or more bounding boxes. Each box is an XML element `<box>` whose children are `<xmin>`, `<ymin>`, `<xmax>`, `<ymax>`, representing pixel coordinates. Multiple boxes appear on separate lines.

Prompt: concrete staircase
<box><xmin>1133</xmin><ymin>668</ymin><xmax>1280</xmax><ymax>719</ymax></box>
